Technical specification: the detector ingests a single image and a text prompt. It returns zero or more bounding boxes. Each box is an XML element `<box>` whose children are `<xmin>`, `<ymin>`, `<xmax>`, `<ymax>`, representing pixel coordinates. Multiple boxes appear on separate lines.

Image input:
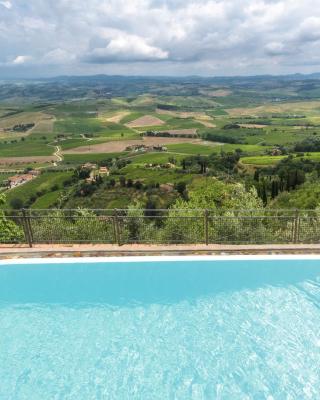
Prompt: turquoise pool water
<box><xmin>0</xmin><ymin>257</ymin><xmax>320</xmax><ymax>399</ymax></box>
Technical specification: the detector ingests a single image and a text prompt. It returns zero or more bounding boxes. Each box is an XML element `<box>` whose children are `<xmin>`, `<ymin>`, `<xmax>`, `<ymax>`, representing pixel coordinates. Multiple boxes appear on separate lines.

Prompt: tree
<box><xmin>271</xmin><ymin>180</ymin><xmax>279</xmax><ymax>199</ymax></box>
<box><xmin>50</xmin><ymin>184</ymin><xmax>59</xmax><ymax>192</ymax></box>
<box><xmin>10</xmin><ymin>198</ymin><xmax>24</xmax><ymax>210</ymax></box>
<box><xmin>134</xmin><ymin>180</ymin><xmax>143</xmax><ymax>190</ymax></box>
<box><xmin>74</xmin><ymin>167</ymin><xmax>91</xmax><ymax>180</ymax></box>
<box><xmin>260</xmin><ymin>180</ymin><xmax>268</xmax><ymax>206</ymax></box>
<box><xmin>174</xmin><ymin>181</ymin><xmax>188</xmax><ymax>199</ymax></box>
<box><xmin>0</xmin><ymin>195</ymin><xmax>24</xmax><ymax>243</ymax></box>
<box><xmin>145</xmin><ymin>198</ymin><xmax>157</xmax><ymax>217</ymax></box>
<box><xmin>161</xmin><ymin>179</ymin><xmax>264</xmax><ymax>244</ymax></box>
<box><xmin>119</xmin><ymin>176</ymin><xmax>126</xmax><ymax>187</ymax></box>
<box><xmin>254</xmin><ymin>169</ymin><xmax>260</xmax><ymax>182</ymax></box>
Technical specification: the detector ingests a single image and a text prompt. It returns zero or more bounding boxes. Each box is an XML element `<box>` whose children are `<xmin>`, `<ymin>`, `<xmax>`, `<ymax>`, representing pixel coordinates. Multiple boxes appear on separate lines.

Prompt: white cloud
<box><xmin>2</xmin><ymin>0</ymin><xmax>320</xmax><ymax>76</ymax></box>
<box><xmin>85</xmin><ymin>33</ymin><xmax>168</xmax><ymax>63</ymax></box>
<box><xmin>297</xmin><ymin>17</ymin><xmax>320</xmax><ymax>42</ymax></box>
<box><xmin>12</xmin><ymin>55</ymin><xmax>32</xmax><ymax>65</ymax></box>
<box><xmin>0</xmin><ymin>1</ymin><xmax>12</xmax><ymax>9</ymax></box>
<box><xmin>21</xmin><ymin>17</ymin><xmax>53</xmax><ymax>31</ymax></box>
<box><xmin>43</xmin><ymin>48</ymin><xmax>75</xmax><ymax>64</ymax></box>
<box><xmin>265</xmin><ymin>42</ymin><xmax>289</xmax><ymax>56</ymax></box>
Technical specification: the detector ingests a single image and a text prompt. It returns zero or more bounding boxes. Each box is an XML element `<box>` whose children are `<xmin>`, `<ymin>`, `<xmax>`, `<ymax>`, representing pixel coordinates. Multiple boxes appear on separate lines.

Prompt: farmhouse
<box><xmin>8</xmin><ymin>174</ymin><xmax>34</xmax><ymax>188</ymax></box>
<box><xmin>81</xmin><ymin>163</ymin><xmax>97</xmax><ymax>170</ymax></box>
<box><xmin>29</xmin><ymin>169</ymin><xmax>41</xmax><ymax>176</ymax></box>
<box><xmin>99</xmin><ymin>166</ymin><xmax>110</xmax><ymax>175</ymax></box>
<box><xmin>271</xmin><ymin>147</ymin><xmax>283</xmax><ymax>156</ymax></box>
<box><xmin>82</xmin><ymin>162</ymin><xmax>97</xmax><ymax>170</ymax></box>
<box><xmin>145</xmin><ymin>162</ymin><xmax>176</xmax><ymax>170</ymax></box>
<box><xmin>126</xmin><ymin>144</ymin><xmax>167</xmax><ymax>152</ymax></box>
<box><xmin>125</xmin><ymin>144</ymin><xmax>148</xmax><ymax>152</ymax></box>
<box><xmin>153</xmin><ymin>145</ymin><xmax>167</xmax><ymax>151</ymax></box>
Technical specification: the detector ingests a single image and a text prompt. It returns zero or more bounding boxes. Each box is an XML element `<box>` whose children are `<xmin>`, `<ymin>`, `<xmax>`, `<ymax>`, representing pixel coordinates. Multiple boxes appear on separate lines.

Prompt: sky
<box><xmin>1</xmin><ymin>0</ymin><xmax>320</xmax><ymax>78</ymax></box>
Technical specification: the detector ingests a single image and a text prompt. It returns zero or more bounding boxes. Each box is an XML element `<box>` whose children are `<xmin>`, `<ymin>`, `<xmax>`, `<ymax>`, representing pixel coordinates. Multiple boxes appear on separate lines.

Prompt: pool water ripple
<box><xmin>0</xmin><ymin>259</ymin><xmax>320</xmax><ymax>399</ymax></box>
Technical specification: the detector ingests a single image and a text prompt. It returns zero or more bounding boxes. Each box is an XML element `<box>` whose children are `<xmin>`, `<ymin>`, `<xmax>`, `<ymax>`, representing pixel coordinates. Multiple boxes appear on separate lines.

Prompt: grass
<box><xmin>54</xmin><ymin>116</ymin><xmax>139</xmax><ymax>151</ymax></box>
<box><xmin>138</xmin><ymin>117</ymin><xmax>203</xmax><ymax>132</ymax></box>
<box><xmin>55</xmin><ymin>117</ymin><xmax>134</xmax><ymax>136</ymax></box>
<box><xmin>211</xmin><ymin>144</ymin><xmax>271</xmax><ymax>155</ymax></box>
<box><xmin>64</xmin><ymin>184</ymin><xmax>179</xmax><ymax>209</ymax></box>
<box><xmin>0</xmin><ymin>162</ymin><xmax>51</xmax><ymax>171</ymax></box>
<box><xmin>59</xmin><ymin>138</ymin><xmax>96</xmax><ymax>150</ymax></box>
<box><xmin>31</xmin><ymin>189</ymin><xmax>64</xmax><ymax>209</ymax></box>
<box><xmin>296</xmin><ymin>152</ymin><xmax>320</xmax><ymax>161</ymax></box>
<box><xmin>63</xmin><ymin>152</ymin><xmax>126</xmax><ymax>164</ymax></box>
<box><xmin>65</xmin><ymin>186</ymin><xmax>141</xmax><ymax>209</ymax></box>
<box><xmin>0</xmin><ymin>173</ymin><xmax>10</xmax><ymax>185</ymax></box>
<box><xmin>120</xmin><ymin>164</ymin><xmax>194</xmax><ymax>185</ymax></box>
<box><xmin>0</xmin><ymin>111</ymin><xmax>46</xmax><ymax>130</ymax></box>
<box><xmin>127</xmin><ymin>152</ymin><xmax>185</xmax><ymax>165</ymax></box>
<box><xmin>5</xmin><ymin>95</ymin><xmax>320</xmax><ymax>211</ymax></box>
<box><xmin>4</xmin><ymin>171</ymin><xmax>73</xmax><ymax>208</ymax></box>
<box><xmin>119</xmin><ymin>112</ymin><xmax>145</xmax><ymax>124</ymax></box>
<box><xmin>207</xmin><ymin>109</ymin><xmax>228</xmax><ymax>116</ymax></box>
<box><xmin>271</xmin><ymin>181</ymin><xmax>320</xmax><ymax>209</ymax></box>
<box><xmin>166</xmin><ymin>143</ymin><xmax>218</xmax><ymax>155</ymax></box>
<box><xmin>55</xmin><ymin>117</ymin><xmax>104</xmax><ymax>133</ymax></box>
<box><xmin>261</xmin><ymin>129</ymin><xmax>309</xmax><ymax>145</ymax></box>
<box><xmin>0</xmin><ymin>140</ymin><xmax>53</xmax><ymax>157</ymax></box>
<box><xmin>241</xmin><ymin>155</ymin><xmax>287</xmax><ymax>165</ymax></box>
<box><xmin>241</xmin><ymin>152</ymin><xmax>320</xmax><ymax>166</ymax></box>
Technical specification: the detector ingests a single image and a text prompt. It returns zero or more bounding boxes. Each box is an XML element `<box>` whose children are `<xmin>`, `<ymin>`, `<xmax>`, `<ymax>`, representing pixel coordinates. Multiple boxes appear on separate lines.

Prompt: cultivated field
<box><xmin>202</xmin><ymin>89</ymin><xmax>232</xmax><ymax>97</ymax></box>
<box><xmin>104</xmin><ymin>111</ymin><xmax>131</xmax><ymax>123</ymax></box>
<box><xmin>3</xmin><ymin>74</ymin><xmax>320</xmax><ymax>210</ymax></box>
<box><xmin>126</xmin><ymin>115</ymin><xmax>165</xmax><ymax>128</ymax></box>
<box><xmin>0</xmin><ymin>156</ymin><xmax>56</xmax><ymax>165</ymax></box>
<box><xmin>64</xmin><ymin>137</ymin><xmax>202</xmax><ymax>154</ymax></box>
<box><xmin>156</xmin><ymin>128</ymin><xmax>198</xmax><ymax>136</ymax></box>
<box><xmin>238</xmin><ymin>124</ymin><xmax>267</xmax><ymax>129</ymax></box>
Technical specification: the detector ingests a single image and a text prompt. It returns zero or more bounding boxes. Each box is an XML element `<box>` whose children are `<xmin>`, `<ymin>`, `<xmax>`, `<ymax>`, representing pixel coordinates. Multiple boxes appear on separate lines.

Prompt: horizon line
<box><xmin>1</xmin><ymin>71</ymin><xmax>320</xmax><ymax>81</ymax></box>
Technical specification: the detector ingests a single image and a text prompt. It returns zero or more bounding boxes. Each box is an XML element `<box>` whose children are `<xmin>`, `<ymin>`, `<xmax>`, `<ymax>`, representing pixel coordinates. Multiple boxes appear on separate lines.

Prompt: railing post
<box><xmin>204</xmin><ymin>209</ymin><xmax>209</xmax><ymax>245</ymax></box>
<box><xmin>293</xmin><ymin>209</ymin><xmax>299</xmax><ymax>244</ymax></box>
<box><xmin>22</xmin><ymin>208</ymin><xmax>33</xmax><ymax>248</ymax></box>
<box><xmin>114</xmin><ymin>209</ymin><xmax>121</xmax><ymax>246</ymax></box>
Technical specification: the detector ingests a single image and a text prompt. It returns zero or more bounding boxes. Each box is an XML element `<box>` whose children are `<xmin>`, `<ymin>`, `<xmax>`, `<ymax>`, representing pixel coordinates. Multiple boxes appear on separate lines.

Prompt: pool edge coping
<box><xmin>2</xmin><ymin>254</ymin><xmax>320</xmax><ymax>265</ymax></box>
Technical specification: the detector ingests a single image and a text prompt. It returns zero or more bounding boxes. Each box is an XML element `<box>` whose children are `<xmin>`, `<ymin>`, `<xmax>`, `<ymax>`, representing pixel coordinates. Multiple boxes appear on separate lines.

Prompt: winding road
<box><xmin>47</xmin><ymin>142</ymin><xmax>63</xmax><ymax>166</ymax></box>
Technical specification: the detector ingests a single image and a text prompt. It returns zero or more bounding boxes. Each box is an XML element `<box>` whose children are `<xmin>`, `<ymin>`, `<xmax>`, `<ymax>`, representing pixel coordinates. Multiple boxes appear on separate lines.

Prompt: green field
<box><xmin>0</xmin><ymin>173</ymin><xmax>10</xmax><ymax>185</ymax></box>
<box><xmin>166</xmin><ymin>143</ymin><xmax>218</xmax><ymax>155</ymax></box>
<box><xmin>213</xmin><ymin>144</ymin><xmax>271</xmax><ymax>155</ymax></box>
<box><xmin>3</xmin><ymin>75</ymin><xmax>320</xmax><ymax>212</ymax></box>
<box><xmin>63</xmin><ymin>152</ymin><xmax>127</xmax><ymax>164</ymax></box>
<box><xmin>0</xmin><ymin>140</ymin><xmax>53</xmax><ymax>157</ymax></box>
<box><xmin>241</xmin><ymin>155</ymin><xmax>287</xmax><ymax>165</ymax></box>
<box><xmin>127</xmin><ymin>152</ymin><xmax>185</xmax><ymax>165</ymax></box>
<box><xmin>4</xmin><ymin>171</ymin><xmax>73</xmax><ymax>208</ymax></box>
<box><xmin>242</xmin><ymin>152</ymin><xmax>320</xmax><ymax>166</ymax></box>
<box><xmin>31</xmin><ymin>189</ymin><xmax>65</xmax><ymax>209</ymax></box>
<box><xmin>120</xmin><ymin>164</ymin><xmax>194</xmax><ymax>185</ymax></box>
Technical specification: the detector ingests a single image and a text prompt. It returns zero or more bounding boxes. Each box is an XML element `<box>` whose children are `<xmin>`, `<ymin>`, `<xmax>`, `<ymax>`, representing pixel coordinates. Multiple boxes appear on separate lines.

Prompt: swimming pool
<box><xmin>0</xmin><ymin>255</ymin><xmax>320</xmax><ymax>399</ymax></box>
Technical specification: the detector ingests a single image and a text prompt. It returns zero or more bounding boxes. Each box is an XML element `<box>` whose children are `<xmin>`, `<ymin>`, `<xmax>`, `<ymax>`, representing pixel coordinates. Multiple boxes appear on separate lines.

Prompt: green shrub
<box><xmin>0</xmin><ymin>195</ymin><xmax>24</xmax><ymax>243</ymax></box>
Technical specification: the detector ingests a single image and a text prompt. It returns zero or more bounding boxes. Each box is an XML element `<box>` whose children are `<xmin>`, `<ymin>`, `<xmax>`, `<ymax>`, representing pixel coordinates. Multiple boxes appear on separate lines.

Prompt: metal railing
<box><xmin>1</xmin><ymin>208</ymin><xmax>320</xmax><ymax>247</ymax></box>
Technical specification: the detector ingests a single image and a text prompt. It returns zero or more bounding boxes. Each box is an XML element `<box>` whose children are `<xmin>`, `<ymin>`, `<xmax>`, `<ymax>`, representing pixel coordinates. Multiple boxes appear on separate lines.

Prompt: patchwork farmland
<box><xmin>2</xmin><ymin>74</ymin><xmax>320</xmax><ymax>210</ymax></box>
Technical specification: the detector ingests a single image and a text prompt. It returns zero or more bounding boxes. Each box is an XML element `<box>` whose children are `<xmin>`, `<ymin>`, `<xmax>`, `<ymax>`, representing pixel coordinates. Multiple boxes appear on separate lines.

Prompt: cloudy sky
<box><xmin>1</xmin><ymin>0</ymin><xmax>320</xmax><ymax>77</ymax></box>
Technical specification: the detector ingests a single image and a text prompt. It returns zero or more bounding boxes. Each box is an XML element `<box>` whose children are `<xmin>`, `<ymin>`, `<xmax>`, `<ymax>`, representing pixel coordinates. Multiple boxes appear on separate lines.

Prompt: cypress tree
<box><xmin>271</xmin><ymin>180</ymin><xmax>279</xmax><ymax>199</ymax></box>
<box><xmin>262</xmin><ymin>182</ymin><xmax>268</xmax><ymax>206</ymax></box>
